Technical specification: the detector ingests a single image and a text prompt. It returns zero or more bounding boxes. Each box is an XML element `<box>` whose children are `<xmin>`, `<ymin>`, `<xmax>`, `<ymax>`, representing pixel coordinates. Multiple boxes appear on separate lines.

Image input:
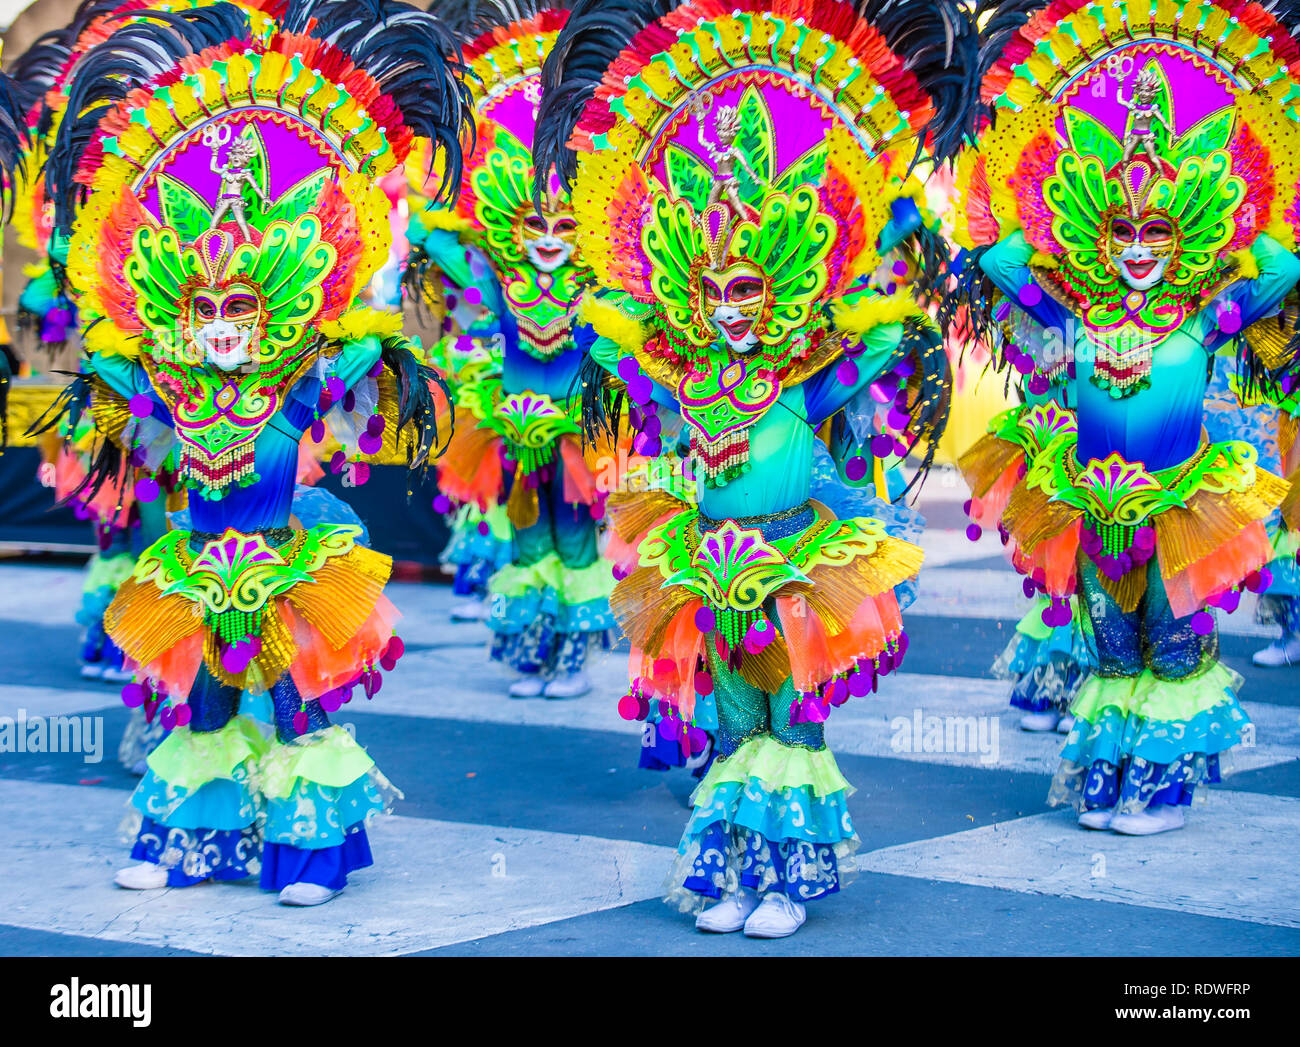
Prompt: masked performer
<box><xmin>44</xmin><ymin>0</ymin><xmax>468</xmax><ymax>904</ymax></box>
<box><xmin>538</xmin><ymin>0</ymin><xmax>961</xmax><ymax>938</ymax></box>
<box><xmin>1222</xmin><ymin>314</ymin><xmax>1300</xmax><ymax>667</ymax></box>
<box><xmin>403</xmin><ymin>152</ymin><xmax>514</xmax><ymax>623</ymax></box>
<box><xmin>955</xmin><ymin>0</ymin><xmax>1300</xmax><ymax>836</ymax></box>
<box><xmin>19</xmin><ymin>5</ymin><xmax>299</xmax><ymax>762</ymax></box>
<box><xmin>406</xmin><ymin>0</ymin><xmax>617</xmax><ymax>698</ymax></box>
<box><xmin>963</xmin><ymin>304</ymin><xmax>1097</xmax><ymax>733</ymax></box>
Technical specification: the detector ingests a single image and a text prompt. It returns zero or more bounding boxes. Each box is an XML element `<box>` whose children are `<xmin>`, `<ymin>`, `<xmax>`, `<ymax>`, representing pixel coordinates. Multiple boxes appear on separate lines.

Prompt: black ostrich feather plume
<box><xmin>6</xmin><ymin>26</ymin><xmax>75</xmax><ymax>123</ymax></box>
<box><xmin>535</xmin><ymin>0</ymin><xmax>670</xmax><ymax>190</ymax></box>
<box><xmin>282</xmin><ymin>0</ymin><xmax>472</xmax><ymax>204</ymax></box>
<box><xmin>0</xmin><ymin>76</ymin><xmax>29</xmax><ymax>216</ymax></box>
<box><xmin>378</xmin><ymin>334</ymin><xmax>455</xmax><ymax>473</ymax></box>
<box><xmin>435</xmin><ymin>0</ymin><xmax>576</xmax><ymax>43</ymax></box>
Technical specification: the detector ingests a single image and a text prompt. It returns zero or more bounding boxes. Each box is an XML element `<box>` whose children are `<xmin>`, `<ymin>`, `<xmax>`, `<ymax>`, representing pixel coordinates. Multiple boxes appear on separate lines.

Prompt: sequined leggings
<box><xmin>708</xmin><ymin>645</ymin><xmax>826</xmax><ymax>757</ymax></box>
<box><xmin>188</xmin><ymin>666</ymin><xmax>329</xmax><ymax>743</ymax></box>
<box><xmin>1077</xmin><ymin>558</ymin><xmax>1214</xmax><ymax>680</ymax></box>
<box><xmin>498</xmin><ymin>468</ymin><xmax>600</xmax><ymax>675</ymax></box>
<box><xmin>514</xmin><ymin>469</ymin><xmax>598</xmax><ymax>570</ymax></box>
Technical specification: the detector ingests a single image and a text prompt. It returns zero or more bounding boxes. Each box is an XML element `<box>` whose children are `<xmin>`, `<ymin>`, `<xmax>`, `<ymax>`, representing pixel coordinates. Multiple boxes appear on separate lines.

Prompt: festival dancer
<box><xmin>1206</xmin><ymin>334</ymin><xmax>1300</xmax><ymax>668</ymax></box>
<box><xmin>14</xmin><ymin>2</ymin><xmax>287</xmax><ymax>760</ymax></box>
<box><xmin>42</xmin><ymin>0</ymin><xmax>469</xmax><ymax>904</ymax></box>
<box><xmin>403</xmin><ymin>168</ymin><xmax>514</xmax><ymax>623</ymax></box>
<box><xmin>954</xmin><ymin>0</ymin><xmax>1300</xmax><ymax>835</ymax></box>
<box><xmin>963</xmin><ymin>307</ymin><xmax>1096</xmax><ymax>733</ymax></box>
<box><xmin>537</xmin><ymin>0</ymin><xmax>962</xmax><ymax>938</ymax></box>
<box><xmin>407</xmin><ymin>0</ymin><xmax>617</xmax><ymax>699</ymax></box>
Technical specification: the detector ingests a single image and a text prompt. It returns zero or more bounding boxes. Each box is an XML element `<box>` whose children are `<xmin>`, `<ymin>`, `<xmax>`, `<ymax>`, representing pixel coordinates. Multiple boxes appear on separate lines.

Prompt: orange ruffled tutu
<box><xmin>961</xmin><ymin>420</ymin><xmax>1287</xmax><ymax>620</ymax></box>
<box><xmin>608</xmin><ymin>494</ymin><xmax>920</xmax><ymax>726</ymax></box>
<box><xmin>105</xmin><ymin>524</ymin><xmax>399</xmax><ymax>699</ymax></box>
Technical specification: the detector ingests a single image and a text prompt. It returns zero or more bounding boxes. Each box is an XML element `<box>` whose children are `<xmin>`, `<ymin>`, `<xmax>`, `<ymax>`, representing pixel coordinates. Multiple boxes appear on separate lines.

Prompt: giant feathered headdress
<box><xmin>535</xmin><ymin>0</ymin><xmax>967</xmax><ymax>480</ymax></box>
<box><xmin>42</xmin><ymin>0</ymin><xmax>472</xmax><ymax>494</ymax></box>
<box><xmin>403</xmin><ymin>0</ymin><xmax>588</xmax><ymax>356</ymax></box>
<box><xmin>951</xmin><ymin>0</ymin><xmax>1300</xmax><ymax>394</ymax></box>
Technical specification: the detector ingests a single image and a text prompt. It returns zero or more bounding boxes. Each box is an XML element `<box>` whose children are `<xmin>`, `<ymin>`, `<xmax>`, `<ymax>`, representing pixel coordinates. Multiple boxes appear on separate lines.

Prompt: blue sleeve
<box><xmin>89</xmin><ymin>354</ymin><xmax>171</xmax><ymax>427</ymax></box>
<box><xmin>332</xmin><ymin>336</ymin><xmax>385</xmax><ymax>392</ymax></box>
<box><xmin>1203</xmin><ymin>235</ymin><xmax>1300</xmax><ymax>351</ymax></box>
<box><xmin>803</xmin><ymin>322</ymin><xmax>904</xmax><ymax>427</ymax></box>
<box><xmin>423</xmin><ymin>229</ymin><xmax>508</xmax><ymax>323</ymax></box>
<box><xmin>879</xmin><ymin>197</ymin><xmax>922</xmax><ymax>257</ymax></box>
<box><xmin>89</xmin><ymin>353</ymin><xmax>153</xmax><ymax>399</ymax></box>
<box><xmin>980</xmin><ymin>232</ymin><xmax>1074</xmax><ymax>336</ymax></box>
<box><xmin>588</xmin><ymin>331</ymin><xmax>680</xmax><ymax>411</ymax></box>
<box><xmin>284</xmin><ymin>336</ymin><xmax>386</xmax><ymax>429</ymax></box>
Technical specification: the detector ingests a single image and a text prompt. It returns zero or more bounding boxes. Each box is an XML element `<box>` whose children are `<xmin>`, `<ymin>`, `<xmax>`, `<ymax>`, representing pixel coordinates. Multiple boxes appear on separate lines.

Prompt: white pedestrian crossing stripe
<box><xmin>858</xmin><ymin>791</ymin><xmax>1300</xmax><ymax>929</ymax></box>
<box><xmin>0</xmin><ymin>779</ymin><xmax>674</xmax><ymax>956</ymax></box>
<box><xmin>1</xmin><ymin>545</ymin><xmax>1296</xmax><ymax>954</ymax></box>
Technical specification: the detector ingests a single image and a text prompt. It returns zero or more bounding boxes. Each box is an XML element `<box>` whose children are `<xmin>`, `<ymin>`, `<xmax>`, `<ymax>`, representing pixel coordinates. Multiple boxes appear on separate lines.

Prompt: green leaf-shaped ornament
<box><xmin>735</xmin><ymin>85</ymin><xmax>774</xmax><ymax>203</ymax></box>
<box><xmin>263</xmin><ymin>170</ymin><xmax>329</xmax><ymax>226</ymax></box>
<box><xmin>665</xmin><ymin>144</ymin><xmax>713</xmax><ymax>213</ymax></box>
<box><xmin>774</xmin><ymin>142</ymin><xmax>829</xmax><ymax>194</ymax></box>
<box><xmin>1167</xmin><ymin>107</ymin><xmax>1236</xmax><ymax>169</ymax></box>
<box><xmin>1062</xmin><ymin>109</ymin><xmax>1124</xmax><ymax>171</ymax></box>
<box><xmin>157</xmin><ymin>174</ymin><xmax>214</xmax><ymax>242</ymax></box>
<box><xmin>236</xmin><ymin>126</ymin><xmax>271</xmax><ymax>229</ymax></box>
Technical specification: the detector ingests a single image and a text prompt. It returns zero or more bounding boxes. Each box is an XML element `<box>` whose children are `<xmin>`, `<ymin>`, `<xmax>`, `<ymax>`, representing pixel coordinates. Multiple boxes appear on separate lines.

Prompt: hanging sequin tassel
<box><xmin>691</xmin><ymin>429</ymin><xmax>751</xmax><ymax>488</ymax></box>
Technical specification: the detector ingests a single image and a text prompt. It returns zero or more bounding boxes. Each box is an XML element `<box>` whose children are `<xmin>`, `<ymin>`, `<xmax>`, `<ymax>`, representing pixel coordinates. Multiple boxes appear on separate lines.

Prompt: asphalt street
<box><xmin>2</xmin><ymin>471</ymin><xmax>1297</xmax><ymax>956</ymax></box>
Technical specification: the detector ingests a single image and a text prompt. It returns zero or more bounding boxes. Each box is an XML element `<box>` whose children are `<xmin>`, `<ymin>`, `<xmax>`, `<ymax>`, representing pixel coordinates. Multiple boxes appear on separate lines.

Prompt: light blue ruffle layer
<box><xmin>681</xmin><ymin>780</ymin><xmax>855</xmax><ymax>848</ymax></box>
<box><xmin>488</xmin><ymin>589</ymin><xmax>616</xmax><ymax>636</ymax></box>
<box><xmin>131</xmin><ymin>770</ymin><xmax>258</xmax><ymax>832</ymax></box>
<box><xmin>1060</xmin><ymin>701</ymin><xmax>1249</xmax><ymax>768</ymax></box>
<box><xmin>262</xmin><ymin>776</ymin><xmax>390</xmax><ymax>849</ymax></box>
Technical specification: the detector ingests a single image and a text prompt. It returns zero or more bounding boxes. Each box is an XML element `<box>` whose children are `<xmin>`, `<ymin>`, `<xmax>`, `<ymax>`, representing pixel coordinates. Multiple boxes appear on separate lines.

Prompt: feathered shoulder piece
<box><xmin>954</xmin><ymin>0</ymin><xmax>1300</xmax><ymax>334</ymax></box>
<box><xmin>536</xmin><ymin>0</ymin><xmax>968</xmax><ymax>378</ymax></box>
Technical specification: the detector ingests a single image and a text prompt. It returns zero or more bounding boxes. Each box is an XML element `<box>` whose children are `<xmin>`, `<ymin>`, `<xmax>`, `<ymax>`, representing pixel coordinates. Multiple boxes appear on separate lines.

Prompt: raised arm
<box><xmin>418</xmin><ymin>226</ymin><xmax>508</xmax><ymax>326</ymax></box>
<box><xmin>979</xmin><ymin>232</ymin><xmax>1075</xmax><ymax>338</ymax></box>
<box><xmin>330</xmin><ymin>334</ymin><xmax>385</xmax><ymax>392</ymax></box>
<box><xmin>802</xmin><ymin>321</ymin><xmax>905</xmax><ymax>428</ymax></box>
<box><xmin>582</xmin><ymin>326</ymin><xmax>681</xmax><ymax>412</ymax></box>
<box><xmin>90</xmin><ymin>352</ymin><xmax>156</xmax><ymax>401</ymax></box>
<box><xmin>1205</xmin><ymin>234</ymin><xmax>1300</xmax><ymax>352</ymax></box>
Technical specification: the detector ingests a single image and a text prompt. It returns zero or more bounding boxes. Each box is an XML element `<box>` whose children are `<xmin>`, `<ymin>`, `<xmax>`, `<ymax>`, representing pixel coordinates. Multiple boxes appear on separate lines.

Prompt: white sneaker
<box><xmin>1252</xmin><ymin>634</ymin><xmax>1300</xmax><ymax>668</ymax></box>
<box><xmin>508</xmin><ymin>675</ymin><xmax>546</xmax><ymax>698</ymax></box>
<box><xmin>1078</xmin><ymin>807</ymin><xmax>1115</xmax><ymax>830</ymax></box>
<box><xmin>695</xmin><ymin>890</ymin><xmax>759</xmax><ymax>933</ymax></box>
<box><xmin>1056</xmin><ymin>713</ymin><xmax>1076</xmax><ymax>734</ymax></box>
<box><xmin>278</xmin><ymin>882</ymin><xmax>342</xmax><ymax>907</ymax></box>
<box><xmin>114</xmin><ymin>862</ymin><xmax>169</xmax><ymax>890</ymax></box>
<box><xmin>102</xmin><ymin>666</ymin><xmax>134</xmax><ymax>683</ymax></box>
<box><xmin>743</xmin><ymin>893</ymin><xmax>807</xmax><ymax>938</ymax></box>
<box><xmin>1019</xmin><ymin>710</ymin><xmax>1061</xmax><ymax>732</ymax></box>
<box><xmin>80</xmin><ymin>662</ymin><xmax>105</xmax><ymax>679</ymax></box>
<box><xmin>1110</xmin><ymin>805</ymin><xmax>1186</xmax><ymax>836</ymax></box>
<box><xmin>450</xmin><ymin>598</ymin><xmax>489</xmax><ymax>622</ymax></box>
<box><xmin>129</xmin><ymin>759</ymin><xmax>148</xmax><ymax>776</ymax></box>
<box><xmin>543</xmin><ymin>671</ymin><xmax>591</xmax><ymax>699</ymax></box>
